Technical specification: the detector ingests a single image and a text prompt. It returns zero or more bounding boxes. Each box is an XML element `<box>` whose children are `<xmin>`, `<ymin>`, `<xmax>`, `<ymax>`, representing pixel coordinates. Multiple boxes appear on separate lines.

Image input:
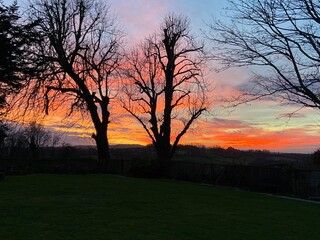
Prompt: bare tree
<box><xmin>1</xmin><ymin>121</ymin><xmax>60</xmax><ymax>158</ymax></box>
<box><xmin>206</xmin><ymin>0</ymin><xmax>320</xmax><ymax>110</ymax></box>
<box><xmin>24</xmin><ymin>121</ymin><xmax>60</xmax><ymax>158</ymax></box>
<box><xmin>25</xmin><ymin>0</ymin><xmax>124</xmax><ymax>170</ymax></box>
<box><xmin>3</xmin><ymin>124</ymin><xmax>28</xmax><ymax>157</ymax></box>
<box><xmin>122</xmin><ymin>14</ymin><xmax>208</xmax><ymax>167</ymax></box>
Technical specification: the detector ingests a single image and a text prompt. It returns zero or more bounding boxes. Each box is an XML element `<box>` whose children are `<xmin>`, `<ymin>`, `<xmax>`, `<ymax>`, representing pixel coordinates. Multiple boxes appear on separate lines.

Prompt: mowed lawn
<box><xmin>0</xmin><ymin>175</ymin><xmax>319</xmax><ymax>240</ymax></box>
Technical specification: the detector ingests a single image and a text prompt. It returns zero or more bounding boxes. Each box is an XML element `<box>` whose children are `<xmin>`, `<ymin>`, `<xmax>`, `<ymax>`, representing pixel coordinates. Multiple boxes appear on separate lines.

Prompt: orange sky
<box><xmin>27</xmin><ymin>101</ymin><xmax>320</xmax><ymax>153</ymax></box>
<box><xmin>5</xmin><ymin>0</ymin><xmax>320</xmax><ymax>153</ymax></box>
<box><xmin>13</xmin><ymin>68</ymin><xmax>320</xmax><ymax>153</ymax></box>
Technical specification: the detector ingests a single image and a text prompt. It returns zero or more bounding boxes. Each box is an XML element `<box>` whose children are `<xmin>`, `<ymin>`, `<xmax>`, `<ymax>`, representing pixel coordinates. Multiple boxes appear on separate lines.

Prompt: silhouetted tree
<box><xmin>24</xmin><ymin>121</ymin><xmax>51</xmax><ymax>158</ymax></box>
<box><xmin>313</xmin><ymin>148</ymin><xmax>320</xmax><ymax>167</ymax></box>
<box><xmin>0</xmin><ymin>122</ymin><xmax>8</xmax><ymax>148</ymax></box>
<box><xmin>207</xmin><ymin>0</ymin><xmax>320</xmax><ymax>109</ymax></box>
<box><xmin>1</xmin><ymin>121</ymin><xmax>60</xmax><ymax>158</ymax></box>
<box><xmin>123</xmin><ymin>14</ymin><xmax>208</xmax><ymax>168</ymax></box>
<box><xmin>4</xmin><ymin>124</ymin><xmax>28</xmax><ymax>157</ymax></box>
<box><xmin>0</xmin><ymin>2</ymin><xmax>37</xmax><ymax>112</ymax></box>
<box><xmin>26</xmin><ymin>0</ymin><xmax>124</xmax><ymax>170</ymax></box>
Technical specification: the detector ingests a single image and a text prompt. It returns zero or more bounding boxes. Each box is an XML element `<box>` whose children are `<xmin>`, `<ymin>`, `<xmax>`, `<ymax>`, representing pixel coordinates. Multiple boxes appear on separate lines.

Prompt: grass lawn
<box><xmin>0</xmin><ymin>174</ymin><xmax>319</xmax><ymax>240</ymax></box>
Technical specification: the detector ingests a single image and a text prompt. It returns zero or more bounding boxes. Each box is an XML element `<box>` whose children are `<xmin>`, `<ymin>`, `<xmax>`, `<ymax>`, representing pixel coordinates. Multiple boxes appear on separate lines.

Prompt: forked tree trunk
<box><xmin>87</xmin><ymin>97</ymin><xmax>111</xmax><ymax>173</ymax></box>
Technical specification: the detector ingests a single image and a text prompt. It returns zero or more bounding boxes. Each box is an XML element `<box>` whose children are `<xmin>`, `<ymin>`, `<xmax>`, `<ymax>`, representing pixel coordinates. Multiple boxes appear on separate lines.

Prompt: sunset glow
<box><xmin>5</xmin><ymin>0</ymin><xmax>320</xmax><ymax>153</ymax></box>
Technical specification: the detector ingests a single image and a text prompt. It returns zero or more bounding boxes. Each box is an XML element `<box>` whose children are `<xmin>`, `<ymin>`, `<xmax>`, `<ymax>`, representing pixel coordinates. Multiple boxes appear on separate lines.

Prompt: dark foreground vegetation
<box><xmin>0</xmin><ymin>174</ymin><xmax>319</xmax><ymax>240</ymax></box>
<box><xmin>0</xmin><ymin>144</ymin><xmax>314</xmax><ymax>174</ymax></box>
<box><xmin>1</xmin><ymin>144</ymin><xmax>319</xmax><ymax>199</ymax></box>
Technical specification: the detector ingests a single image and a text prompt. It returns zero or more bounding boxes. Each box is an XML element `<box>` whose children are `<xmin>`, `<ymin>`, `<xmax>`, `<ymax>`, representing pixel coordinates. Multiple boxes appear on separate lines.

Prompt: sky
<box><xmin>5</xmin><ymin>0</ymin><xmax>320</xmax><ymax>153</ymax></box>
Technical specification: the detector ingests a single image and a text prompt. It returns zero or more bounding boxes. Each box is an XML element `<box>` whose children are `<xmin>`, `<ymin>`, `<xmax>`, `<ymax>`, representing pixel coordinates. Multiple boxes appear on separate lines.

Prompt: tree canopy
<box><xmin>0</xmin><ymin>2</ymin><xmax>36</xmax><ymax>112</ymax></box>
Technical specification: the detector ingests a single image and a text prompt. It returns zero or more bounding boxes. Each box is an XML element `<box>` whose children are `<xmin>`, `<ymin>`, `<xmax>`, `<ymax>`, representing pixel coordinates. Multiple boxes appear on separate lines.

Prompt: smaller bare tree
<box><xmin>123</xmin><ymin>14</ymin><xmax>208</xmax><ymax>167</ymax></box>
<box><xmin>24</xmin><ymin>121</ymin><xmax>56</xmax><ymax>158</ymax></box>
<box><xmin>1</xmin><ymin>121</ymin><xmax>61</xmax><ymax>158</ymax></box>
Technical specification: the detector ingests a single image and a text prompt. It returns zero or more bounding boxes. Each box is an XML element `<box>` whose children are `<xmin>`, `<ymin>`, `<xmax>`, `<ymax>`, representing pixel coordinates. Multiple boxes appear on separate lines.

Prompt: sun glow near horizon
<box><xmin>7</xmin><ymin>80</ymin><xmax>320</xmax><ymax>154</ymax></box>
<box><xmin>4</xmin><ymin>0</ymin><xmax>320</xmax><ymax>154</ymax></box>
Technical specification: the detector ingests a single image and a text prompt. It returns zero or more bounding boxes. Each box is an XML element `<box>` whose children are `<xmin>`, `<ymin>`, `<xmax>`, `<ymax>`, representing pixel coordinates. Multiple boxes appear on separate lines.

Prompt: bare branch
<box><xmin>206</xmin><ymin>0</ymin><xmax>320</xmax><ymax>112</ymax></box>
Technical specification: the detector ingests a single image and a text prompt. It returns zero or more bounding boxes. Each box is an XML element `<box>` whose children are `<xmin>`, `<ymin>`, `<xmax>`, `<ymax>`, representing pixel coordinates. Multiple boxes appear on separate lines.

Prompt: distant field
<box><xmin>0</xmin><ymin>174</ymin><xmax>319</xmax><ymax>240</ymax></box>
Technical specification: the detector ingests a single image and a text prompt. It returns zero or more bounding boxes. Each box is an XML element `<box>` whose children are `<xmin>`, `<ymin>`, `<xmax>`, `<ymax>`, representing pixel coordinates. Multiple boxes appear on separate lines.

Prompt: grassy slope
<box><xmin>0</xmin><ymin>174</ymin><xmax>319</xmax><ymax>240</ymax></box>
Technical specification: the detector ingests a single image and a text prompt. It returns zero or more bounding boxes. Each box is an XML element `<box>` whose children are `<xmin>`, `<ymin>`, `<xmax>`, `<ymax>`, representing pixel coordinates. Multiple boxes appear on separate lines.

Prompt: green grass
<box><xmin>0</xmin><ymin>174</ymin><xmax>319</xmax><ymax>240</ymax></box>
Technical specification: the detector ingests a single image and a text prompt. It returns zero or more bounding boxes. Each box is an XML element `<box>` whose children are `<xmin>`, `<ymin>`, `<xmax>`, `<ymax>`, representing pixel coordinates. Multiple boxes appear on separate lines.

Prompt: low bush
<box><xmin>313</xmin><ymin>149</ymin><xmax>320</xmax><ymax>167</ymax></box>
<box><xmin>129</xmin><ymin>158</ymin><xmax>162</xmax><ymax>178</ymax></box>
<box><xmin>0</xmin><ymin>172</ymin><xmax>5</xmax><ymax>181</ymax></box>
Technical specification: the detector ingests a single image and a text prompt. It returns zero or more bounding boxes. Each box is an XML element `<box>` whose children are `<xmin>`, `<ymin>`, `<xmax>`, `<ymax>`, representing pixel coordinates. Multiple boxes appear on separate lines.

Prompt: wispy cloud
<box><xmin>110</xmin><ymin>0</ymin><xmax>171</xmax><ymax>46</ymax></box>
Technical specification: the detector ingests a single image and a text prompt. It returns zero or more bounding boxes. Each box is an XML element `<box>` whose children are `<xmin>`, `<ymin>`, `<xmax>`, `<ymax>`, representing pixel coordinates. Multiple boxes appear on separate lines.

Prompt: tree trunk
<box><xmin>155</xmin><ymin>141</ymin><xmax>172</xmax><ymax>177</ymax></box>
<box><xmin>87</xmin><ymin>96</ymin><xmax>111</xmax><ymax>173</ymax></box>
<box><xmin>92</xmin><ymin>124</ymin><xmax>110</xmax><ymax>172</ymax></box>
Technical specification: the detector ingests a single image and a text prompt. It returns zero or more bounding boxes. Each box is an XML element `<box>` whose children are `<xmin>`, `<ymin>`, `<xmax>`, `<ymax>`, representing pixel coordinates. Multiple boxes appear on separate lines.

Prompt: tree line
<box><xmin>0</xmin><ymin>121</ymin><xmax>61</xmax><ymax>159</ymax></box>
<box><xmin>1</xmin><ymin>0</ymin><xmax>320</xmax><ymax>173</ymax></box>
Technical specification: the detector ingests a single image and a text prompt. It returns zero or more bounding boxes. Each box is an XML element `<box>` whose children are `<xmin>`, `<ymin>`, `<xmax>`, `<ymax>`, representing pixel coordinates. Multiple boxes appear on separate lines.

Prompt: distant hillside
<box><xmin>108</xmin><ymin>144</ymin><xmax>313</xmax><ymax>168</ymax></box>
<box><xmin>26</xmin><ymin>144</ymin><xmax>312</xmax><ymax>169</ymax></box>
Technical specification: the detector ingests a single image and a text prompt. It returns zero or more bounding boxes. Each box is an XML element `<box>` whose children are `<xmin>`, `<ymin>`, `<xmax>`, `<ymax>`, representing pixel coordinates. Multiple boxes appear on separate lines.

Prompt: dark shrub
<box><xmin>313</xmin><ymin>149</ymin><xmax>320</xmax><ymax>167</ymax></box>
<box><xmin>0</xmin><ymin>172</ymin><xmax>5</xmax><ymax>181</ymax></box>
<box><xmin>129</xmin><ymin>158</ymin><xmax>162</xmax><ymax>178</ymax></box>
